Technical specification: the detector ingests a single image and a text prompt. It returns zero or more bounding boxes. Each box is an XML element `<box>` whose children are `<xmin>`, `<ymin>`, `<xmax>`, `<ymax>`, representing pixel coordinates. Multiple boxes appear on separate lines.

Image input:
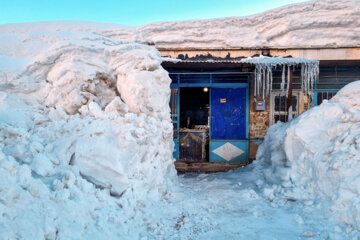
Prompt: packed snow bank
<box><xmin>0</xmin><ymin>31</ymin><xmax>177</xmax><ymax>238</ymax></box>
<box><xmin>256</xmin><ymin>81</ymin><xmax>360</xmax><ymax>231</ymax></box>
<box><xmin>115</xmin><ymin>0</ymin><xmax>360</xmax><ymax>48</ymax></box>
<box><xmin>0</xmin><ymin>0</ymin><xmax>359</xmax><ymax>49</ymax></box>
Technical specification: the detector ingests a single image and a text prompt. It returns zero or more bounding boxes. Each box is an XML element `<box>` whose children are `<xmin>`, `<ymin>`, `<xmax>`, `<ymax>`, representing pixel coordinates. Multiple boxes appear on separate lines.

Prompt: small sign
<box><xmin>255</xmin><ymin>100</ymin><xmax>266</xmax><ymax>111</ymax></box>
<box><xmin>220</xmin><ymin>98</ymin><xmax>226</xmax><ymax>103</ymax></box>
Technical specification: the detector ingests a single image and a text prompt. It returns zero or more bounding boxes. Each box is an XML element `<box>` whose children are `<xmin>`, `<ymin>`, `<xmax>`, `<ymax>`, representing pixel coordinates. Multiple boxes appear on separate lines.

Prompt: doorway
<box><xmin>179</xmin><ymin>87</ymin><xmax>209</xmax><ymax>162</ymax></box>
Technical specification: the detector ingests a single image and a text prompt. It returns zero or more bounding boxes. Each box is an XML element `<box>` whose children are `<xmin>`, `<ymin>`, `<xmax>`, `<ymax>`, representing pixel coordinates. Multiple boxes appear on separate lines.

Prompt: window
<box><xmin>270</xmin><ymin>91</ymin><xmax>300</xmax><ymax>125</ymax></box>
<box><xmin>317</xmin><ymin>91</ymin><xmax>336</xmax><ymax>105</ymax></box>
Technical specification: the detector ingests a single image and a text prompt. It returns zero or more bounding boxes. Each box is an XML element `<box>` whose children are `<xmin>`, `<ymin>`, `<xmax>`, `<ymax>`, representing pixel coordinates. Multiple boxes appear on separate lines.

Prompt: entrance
<box><xmin>210</xmin><ymin>88</ymin><xmax>248</xmax><ymax>163</ymax></box>
<box><xmin>179</xmin><ymin>88</ymin><xmax>210</xmax><ymax>162</ymax></box>
<box><xmin>168</xmin><ymin>71</ymin><xmax>250</xmax><ymax>168</ymax></box>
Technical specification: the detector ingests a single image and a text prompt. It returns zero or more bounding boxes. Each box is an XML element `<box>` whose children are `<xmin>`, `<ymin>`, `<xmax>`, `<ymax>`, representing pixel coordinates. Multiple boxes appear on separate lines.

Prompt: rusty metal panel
<box><xmin>179</xmin><ymin>129</ymin><xmax>208</xmax><ymax>162</ymax></box>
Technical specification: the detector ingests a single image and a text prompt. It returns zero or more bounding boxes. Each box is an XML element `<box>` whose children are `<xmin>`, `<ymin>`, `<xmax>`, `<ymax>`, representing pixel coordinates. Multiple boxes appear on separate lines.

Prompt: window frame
<box><xmin>270</xmin><ymin>91</ymin><xmax>301</xmax><ymax>125</ymax></box>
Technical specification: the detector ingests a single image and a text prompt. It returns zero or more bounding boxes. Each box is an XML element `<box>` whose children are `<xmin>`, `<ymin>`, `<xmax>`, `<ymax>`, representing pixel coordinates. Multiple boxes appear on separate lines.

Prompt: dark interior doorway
<box><xmin>180</xmin><ymin>88</ymin><xmax>209</xmax><ymax>128</ymax></box>
<box><xmin>179</xmin><ymin>87</ymin><xmax>209</xmax><ymax>162</ymax></box>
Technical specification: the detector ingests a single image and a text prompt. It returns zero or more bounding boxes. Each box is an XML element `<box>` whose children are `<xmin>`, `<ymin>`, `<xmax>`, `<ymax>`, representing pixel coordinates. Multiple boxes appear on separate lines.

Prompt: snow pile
<box><xmin>126</xmin><ymin>0</ymin><xmax>360</xmax><ymax>48</ymax></box>
<box><xmin>0</xmin><ymin>0</ymin><xmax>359</xmax><ymax>49</ymax></box>
<box><xmin>241</xmin><ymin>56</ymin><xmax>319</xmax><ymax>98</ymax></box>
<box><xmin>256</xmin><ymin>81</ymin><xmax>360</xmax><ymax>231</ymax></box>
<box><xmin>0</xmin><ymin>31</ymin><xmax>177</xmax><ymax>238</ymax></box>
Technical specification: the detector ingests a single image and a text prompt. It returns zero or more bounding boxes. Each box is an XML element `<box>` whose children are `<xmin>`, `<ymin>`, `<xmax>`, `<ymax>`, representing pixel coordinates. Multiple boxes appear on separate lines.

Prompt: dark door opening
<box><xmin>179</xmin><ymin>87</ymin><xmax>209</xmax><ymax>162</ymax></box>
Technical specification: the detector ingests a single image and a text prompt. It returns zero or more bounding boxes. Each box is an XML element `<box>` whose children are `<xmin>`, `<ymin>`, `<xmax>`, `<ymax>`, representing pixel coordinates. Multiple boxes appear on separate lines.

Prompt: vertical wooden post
<box><xmin>287</xmin><ymin>66</ymin><xmax>293</xmax><ymax>121</ymax></box>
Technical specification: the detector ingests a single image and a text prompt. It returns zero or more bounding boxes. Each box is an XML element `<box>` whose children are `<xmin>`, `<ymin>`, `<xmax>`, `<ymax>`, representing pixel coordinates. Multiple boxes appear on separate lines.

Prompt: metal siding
<box><xmin>210</xmin><ymin>88</ymin><xmax>246</xmax><ymax>140</ymax></box>
<box><xmin>179</xmin><ymin>130</ymin><xmax>207</xmax><ymax>162</ymax></box>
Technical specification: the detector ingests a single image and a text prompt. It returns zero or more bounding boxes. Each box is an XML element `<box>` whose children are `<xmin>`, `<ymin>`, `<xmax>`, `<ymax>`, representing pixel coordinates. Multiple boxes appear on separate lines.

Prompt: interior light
<box><xmin>203</xmin><ymin>87</ymin><xmax>208</xmax><ymax>92</ymax></box>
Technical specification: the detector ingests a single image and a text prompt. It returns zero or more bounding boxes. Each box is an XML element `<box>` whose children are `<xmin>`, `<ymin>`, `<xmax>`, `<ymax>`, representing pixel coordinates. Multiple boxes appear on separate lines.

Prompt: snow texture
<box><xmin>256</xmin><ymin>81</ymin><xmax>360</xmax><ymax>233</ymax></box>
<box><xmin>129</xmin><ymin>0</ymin><xmax>360</xmax><ymax>49</ymax></box>
<box><xmin>0</xmin><ymin>31</ymin><xmax>177</xmax><ymax>239</ymax></box>
<box><xmin>3</xmin><ymin>28</ymin><xmax>336</xmax><ymax>240</ymax></box>
<box><xmin>0</xmin><ymin>0</ymin><xmax>359</xmax><ymax>49</ymax></box>
<box><xmin>0</xmin><ymin>0</ymin><xmax>359</xmax><ymax>238</ymax></box>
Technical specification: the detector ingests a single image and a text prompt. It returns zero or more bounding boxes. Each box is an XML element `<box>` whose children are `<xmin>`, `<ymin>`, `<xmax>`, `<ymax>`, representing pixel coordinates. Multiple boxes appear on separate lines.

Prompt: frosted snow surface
<box><xmin>0</xmin><ymin>30</ymin><xmax>179</xmax><ymax>238</ymax></box>
<box><xmin>257</xmin><ymin>81</ymin><xmax>360</xmax><ymax>236</ymax></box>
<box><xmin>0</xmin><ymin>0</ymin><xmax>359</xmax><ymax>49</ymax></box>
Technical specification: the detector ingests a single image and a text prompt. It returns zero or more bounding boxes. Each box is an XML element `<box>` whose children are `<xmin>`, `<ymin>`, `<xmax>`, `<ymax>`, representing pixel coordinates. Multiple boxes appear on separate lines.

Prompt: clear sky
<box><xmin>1</xmin><ymin>0</ymin><xmax>307</xmax><ymax>26</ymax></box>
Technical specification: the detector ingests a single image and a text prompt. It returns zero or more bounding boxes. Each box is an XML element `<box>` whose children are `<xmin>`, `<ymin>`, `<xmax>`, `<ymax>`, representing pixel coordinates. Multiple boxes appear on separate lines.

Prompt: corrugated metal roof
<box><xmin>164</xmin><ymin>56</ymin><xmax>319</xmax><ymax>65</ymax></box>
<box><xmin>178</xmin><ymin>59</ymin><xmax>245</xmax><ymax>63</ymax></box>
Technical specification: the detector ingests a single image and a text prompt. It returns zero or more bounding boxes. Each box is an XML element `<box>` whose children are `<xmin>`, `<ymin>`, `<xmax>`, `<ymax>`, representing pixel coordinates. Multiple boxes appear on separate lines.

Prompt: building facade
<box><xmin>160</xmin><ymin>47</ymin><xmax>360</xmax><ymax>169</ymax></box>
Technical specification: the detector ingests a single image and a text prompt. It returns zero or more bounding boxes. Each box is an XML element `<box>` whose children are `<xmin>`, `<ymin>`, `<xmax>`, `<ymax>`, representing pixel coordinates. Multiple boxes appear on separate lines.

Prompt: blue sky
<box><xmin>1</xmin><ymin>0</ymin><xmax>307</xmax><ymax>26</ymax></box>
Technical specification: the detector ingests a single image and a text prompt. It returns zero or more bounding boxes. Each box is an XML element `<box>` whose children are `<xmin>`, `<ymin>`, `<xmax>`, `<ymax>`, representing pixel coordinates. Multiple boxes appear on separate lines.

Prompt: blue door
<box><xmin>210</xmin><ymin>88</ymin><xmax>248</xmax><ymax>163</ymax></box>
<box><xmin>211</xmin><ymin>88</ymin><xmax>246</xmax><ymax>140</ymax></box>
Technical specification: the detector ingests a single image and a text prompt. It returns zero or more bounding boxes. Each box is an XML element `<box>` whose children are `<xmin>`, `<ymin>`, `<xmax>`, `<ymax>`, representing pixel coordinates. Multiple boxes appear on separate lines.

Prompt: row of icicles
<box><xmin>253</xmin><ymin>63</ymin><xmax>319</xmax><ymax>99</ymax></box>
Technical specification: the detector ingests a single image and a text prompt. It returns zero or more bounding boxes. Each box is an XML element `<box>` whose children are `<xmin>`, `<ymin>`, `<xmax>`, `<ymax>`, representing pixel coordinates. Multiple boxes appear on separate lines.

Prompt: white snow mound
<box><xmin>0</xmin><ymin>31</ymin><xmax>177</xmax><ymax>239</ymax></box>
<box><xmin>0</xmin><ymin>0</ymin><xmax>359</xmax><ymax>49</ymax></box>
<box><xmin>256</xmin><ymin>80</ymin><xmax>360</xmax><ymax>230</ymax></box>
<box><xmin>130</xmin><ymin>0</ymin><xmax>360</xmax><ymax>49</ymax></box>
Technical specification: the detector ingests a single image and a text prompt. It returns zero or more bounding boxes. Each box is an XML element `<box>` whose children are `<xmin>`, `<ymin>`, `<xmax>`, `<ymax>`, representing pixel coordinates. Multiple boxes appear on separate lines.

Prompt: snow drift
<box><xmin>129</xmin><ymin>0</ymin><xmax>360</xmax><ymax>49</ymax></box>
<box><xmin>0</xmin><ymin>31</ymin><xmax>177</xmax><ymax>238</ymax></box>
<box><xmin>0</xmin><ymin>0</ymin><xmax>359</xmax><ymax>49</ymax></box>
<box><xmin>256</xmin><ymin>81</ymin><xmax>360</xmax><ymax>231</ymax></box>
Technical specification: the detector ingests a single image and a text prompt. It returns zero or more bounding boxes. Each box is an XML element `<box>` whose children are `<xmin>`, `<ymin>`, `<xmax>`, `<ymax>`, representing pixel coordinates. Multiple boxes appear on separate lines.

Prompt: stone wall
<box><xmin>249</xmin><ymin>97</ymin><xmax>270</xmax><ymax>139</ymax></box>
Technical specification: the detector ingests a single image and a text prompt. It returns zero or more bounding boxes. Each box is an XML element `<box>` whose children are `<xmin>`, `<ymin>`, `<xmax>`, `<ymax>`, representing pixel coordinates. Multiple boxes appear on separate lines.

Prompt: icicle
<box><xmin>262</xmin><ymin>66</ymin><xmax>266</xmax><ymax>99</ymax></box>
<box><xmin>286</xmin><ymin>65</ymin><xmax>290</xmax><ymax>97</ymax></box>
<box><xmin>269</xmin><ymin>65</ymin><xmax>273</xmax><ymax>92</ymax></box>
<box><xmin>281</xmin><ymin>65</ymin><xmax>285</xmax><ymax>92</ymax></box>
<box><xmin>257</xmin><ymin>66</ymin><xmax>260</xmax><ymax>96</ymax></box>
<box><xmin>301</xmin><ymin>64</ymin><xmax>305</xmax><ymax>92</ymax></box>
<box><xmin>310</xmin><ymin>65</ymin><xmax>313</xmax><ymax>92</ymax></box>
<box><xmin>254</xmin><ymin>66</ymin><xmax>258</xmax><ymax>96</ymax></box>
<box><xmin>242</xmin><ymin>56</ymin><xmax>318</xmax><ymax>100</ymax></box>
<box><xmin>305</xmin><ymin>64</ymin><xmax>308</xmax><ymax>93</ymax></box>
<box><xmin>257</xmin><ymin>66</ymin><xmax>261</xmax><ymax>96</ymax></box>
<box><xmin>306</xmin><ymin>63</ymin><xmax>310</xmax><ymax>93</ymax></box>
<box><xmin>304</xmin><ymin>64</ymin><xmax>306</xmax><ymax>93</ymax></box>
<box><xmin>266</xmin><ymin>66</ymin><xmax>269</xmax><ymax>95</ymax></box>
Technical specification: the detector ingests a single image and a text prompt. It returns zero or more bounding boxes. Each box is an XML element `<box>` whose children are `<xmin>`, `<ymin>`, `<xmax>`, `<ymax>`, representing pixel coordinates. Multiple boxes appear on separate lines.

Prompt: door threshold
<box><xmin>175</xmin><ymin>161</ymin><xmax>247</xmax><ymax>173</ymax></box>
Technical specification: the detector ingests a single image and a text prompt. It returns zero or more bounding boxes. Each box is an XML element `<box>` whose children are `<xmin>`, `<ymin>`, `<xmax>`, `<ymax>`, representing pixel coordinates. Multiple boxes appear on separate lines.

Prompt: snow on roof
<box><xmin>129</xmin><ymin>0</ymin><xmax>360</xmax><ymax>49</ymax></box>
<box><xmin>0</xmin><ymin>0</ymin><xmax>359</xmax><ymax>49</ymax></box>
